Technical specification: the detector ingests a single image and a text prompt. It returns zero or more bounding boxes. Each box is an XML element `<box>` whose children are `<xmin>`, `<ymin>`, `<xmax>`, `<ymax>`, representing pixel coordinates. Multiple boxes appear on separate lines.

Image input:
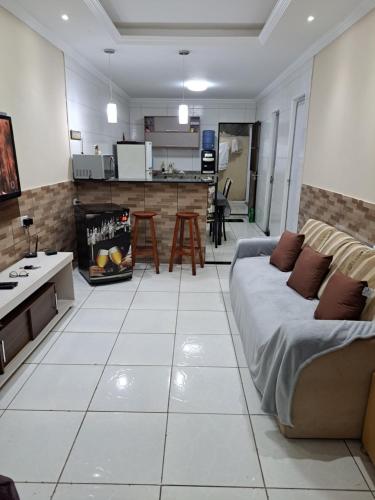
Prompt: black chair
<box><xmin>221</xmin><ymin>178</ymin><xmax>232</xmax><ymax>241</ymax></box>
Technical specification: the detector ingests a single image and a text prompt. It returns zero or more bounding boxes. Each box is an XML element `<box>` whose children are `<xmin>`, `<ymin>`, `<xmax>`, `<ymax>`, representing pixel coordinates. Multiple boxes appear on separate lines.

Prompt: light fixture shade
<box><xmin>185</xmin><ymin>80</ymin><xmax>209</xmax><ymax>92</ymax></box>
<box><xmin>107</xmin><ymin>102</ymin><xmax>118</xmax><ymax>124</ymax></box>
<box><xmin>178</xmin><ymin>104</ymin><xmax>189</xmax><ymax>125</ymax></box>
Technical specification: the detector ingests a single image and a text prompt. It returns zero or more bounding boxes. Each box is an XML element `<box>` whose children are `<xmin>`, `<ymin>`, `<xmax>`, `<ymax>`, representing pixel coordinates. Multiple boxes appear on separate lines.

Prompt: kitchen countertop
<box><xmin>74</xmin><ymin>173</ymin><xmax>216</xmax><ymax>184</ymax></box>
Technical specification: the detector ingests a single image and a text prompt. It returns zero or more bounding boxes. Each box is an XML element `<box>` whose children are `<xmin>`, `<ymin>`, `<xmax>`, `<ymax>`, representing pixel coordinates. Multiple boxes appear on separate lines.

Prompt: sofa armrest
<box><xmin>230</xmin><ymin>237</ymin><xmax>279</xmax><ymax>276</ymax></box>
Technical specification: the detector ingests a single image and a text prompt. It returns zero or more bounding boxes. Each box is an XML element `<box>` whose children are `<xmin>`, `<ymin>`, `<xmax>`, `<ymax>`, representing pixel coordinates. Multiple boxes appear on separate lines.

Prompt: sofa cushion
<box><xmin>317</xmin><ymin>230</ymin><xmax>365</xmax><ymax>298</ymax></box>
<box><xmin>287</xmin><ymin>247</ymin><xmax>333</xmax><ymax>299</ymax></box>
<box><xmin>314</xmin><ymin>271</ymin><xmax>368</xmax><ymax>320</ymax></box>
<box><xmin>300</xmin><ymin>219</ymin><xmax>336</xmax><ymax>251</ymax></box>
<box><xmin>230</xmin><ymin>256</ymin><xmax>318</xmax><ymax>351</ymax></box>
<box><xmin>270</xmin><ymin>231</ymin><xmax>305</xmax><ymax>272</ymax></box>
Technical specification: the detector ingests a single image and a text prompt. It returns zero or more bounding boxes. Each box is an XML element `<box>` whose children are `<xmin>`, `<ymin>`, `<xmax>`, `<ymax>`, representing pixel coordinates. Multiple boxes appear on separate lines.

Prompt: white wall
<box><xmin>129</xmin><ymin>99</ymin><xmax>256</xmax><ymax>171</ymax></box>
<box><xmin>255</xmin><ymin>61</ymin><xmax>313</xmax><ymax>235</ymax></box>
<box><xmin>303</xmin><ymin>8</ymin><xmax>375</xmax><ymax>204</ymax></box>
<box><xmin>0</xmin><ymin>6</ymin><xmax>70</xmax><ymax>190</ymax></box>
<box><xmin>65</xmin><ymin>56</ymin><xmax>130</xmax><ymax>157</ymax></box>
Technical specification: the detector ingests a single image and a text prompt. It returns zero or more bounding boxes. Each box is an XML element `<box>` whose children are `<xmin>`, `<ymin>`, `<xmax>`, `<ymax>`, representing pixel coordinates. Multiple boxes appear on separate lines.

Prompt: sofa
<box><xmin>230</xmin><ymin>219</ymin><xmax>375</xmax><ymax>439</ymax></box>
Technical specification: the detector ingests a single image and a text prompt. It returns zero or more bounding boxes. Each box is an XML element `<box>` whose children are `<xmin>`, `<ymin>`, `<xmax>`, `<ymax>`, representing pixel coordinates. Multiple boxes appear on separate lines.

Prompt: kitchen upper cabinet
<box><xmin>144</xmin><ymin>116</ymin><xmax>200</xmax><ymax>149</ymax></box>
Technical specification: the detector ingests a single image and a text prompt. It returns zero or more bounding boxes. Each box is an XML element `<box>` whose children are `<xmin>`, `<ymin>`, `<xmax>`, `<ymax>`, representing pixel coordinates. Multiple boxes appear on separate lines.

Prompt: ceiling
<box><xmin>1</xmin><ymin>0</ymin><xmax>374</xmax><ymax>99</ymax></box>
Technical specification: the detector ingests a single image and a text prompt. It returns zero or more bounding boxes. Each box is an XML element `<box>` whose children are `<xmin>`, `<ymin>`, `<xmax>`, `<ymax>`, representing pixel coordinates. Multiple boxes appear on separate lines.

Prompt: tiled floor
<box><xmin>0</xmin><ymin>265</ymin><xmax>375</xmax><ymax>500</ymax></box>
<box><xmin>206</xmin><ymin>218</ymin><xmax>265</xmax><ymax>263</ymax></box>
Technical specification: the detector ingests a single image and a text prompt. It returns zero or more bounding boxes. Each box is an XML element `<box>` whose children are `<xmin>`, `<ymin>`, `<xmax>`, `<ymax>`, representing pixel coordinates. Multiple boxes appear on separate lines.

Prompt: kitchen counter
<box><xmin>74</xmin><ymin>173</ymin><xmax>216</xmax><ymax>184</ymax></box>
<box><xmin>75</xmin><ymin>178</ymin><xmax>211</xmax><ymax>263</ymax></box>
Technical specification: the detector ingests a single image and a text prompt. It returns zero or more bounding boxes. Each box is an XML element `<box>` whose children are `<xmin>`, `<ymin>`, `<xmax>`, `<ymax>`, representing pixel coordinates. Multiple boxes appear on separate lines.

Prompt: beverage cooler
<box><xmin>75</xmin><ymin>203</ymin><xmax>132</xmax><ymax>285</ymax></box>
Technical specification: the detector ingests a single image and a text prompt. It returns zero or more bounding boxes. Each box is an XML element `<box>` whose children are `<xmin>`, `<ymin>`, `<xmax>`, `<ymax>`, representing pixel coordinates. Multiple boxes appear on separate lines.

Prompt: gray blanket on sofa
<box><xmin>230</xmin><ymin>237</ymin><xmax>375</xmax><ymax>427</ymax></box>
<box><xmin>250</xmin><ymin>319</ymin><xmax>375</xmax><ymax>426</ymax></box>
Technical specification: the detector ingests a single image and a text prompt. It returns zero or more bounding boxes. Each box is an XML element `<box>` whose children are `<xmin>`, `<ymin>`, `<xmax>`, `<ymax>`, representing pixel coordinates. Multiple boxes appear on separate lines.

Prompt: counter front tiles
<box><xmin>75</xmin><ymin>179</ymin><xmax>210</xmax><ymax>263</ymax></box>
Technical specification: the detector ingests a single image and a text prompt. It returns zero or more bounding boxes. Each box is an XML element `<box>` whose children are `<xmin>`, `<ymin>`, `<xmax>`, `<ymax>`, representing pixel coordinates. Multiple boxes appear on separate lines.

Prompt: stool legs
<box><xmin>194</xmin><ymin>217</ymin><xmax>204</xmax><ymax>268</ymax></box>
<box><xmin>150</xmin><ymin>217</ymin><xmax>160</xmax><ymax>274</ymax></box>
<box><xmin>132</xmin><ymin>217</ymin><xmax>139</xmax><ymax>269</ymax></box>
<box><xmin>188</xmin><ymin>219</ymin><xmax>196</xmax><ymax>276</ymax></box>
<box><xmin>170</xmin><ymin>214</ymin><xmax>204</xmax><ymax>275</ymax></box>
<box><xmin>169</xmin><ymin>217</ymin><xmax>180</xmax><ymax>272</ymax></box>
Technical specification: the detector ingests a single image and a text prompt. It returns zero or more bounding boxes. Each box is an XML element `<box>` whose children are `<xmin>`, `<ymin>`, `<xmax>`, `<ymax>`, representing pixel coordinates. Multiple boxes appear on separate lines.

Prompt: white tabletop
<box><xmin>0</xmin><ymin>252</ymin><xmax>73</xmax><ymax>319</ymax></box>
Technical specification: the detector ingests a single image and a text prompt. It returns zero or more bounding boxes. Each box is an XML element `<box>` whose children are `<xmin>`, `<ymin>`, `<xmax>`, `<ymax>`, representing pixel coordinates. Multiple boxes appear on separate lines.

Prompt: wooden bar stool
<box><xmin>132</xmin><ymin>211</ymin><xmax>160</xmax><ymax>274</ymax></box>
<box><xmin>169</xmin><ymin>212</ymin><xmax>204</xmax><ymax>276</ymax></box>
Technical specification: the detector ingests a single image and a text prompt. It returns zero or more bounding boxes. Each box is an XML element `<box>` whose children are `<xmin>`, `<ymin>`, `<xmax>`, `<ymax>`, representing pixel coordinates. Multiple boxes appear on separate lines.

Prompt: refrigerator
<box><xmin>116</xmin><ymin>141</ymin><xmax>153</xmax><ymax>180</ymax></box>
<box><xmin>75</xmin><ymin>204</ymin><xmax>132</xmax><ymax>285</ymax></box>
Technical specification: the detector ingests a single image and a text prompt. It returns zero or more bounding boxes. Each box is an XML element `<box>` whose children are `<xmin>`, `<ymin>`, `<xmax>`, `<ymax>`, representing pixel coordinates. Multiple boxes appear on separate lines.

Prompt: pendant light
<box><xmin>104</xmin><ymin>48</ymin><xmax>118</xmax><ymax>124</ymax></box>
<box><xmin>178</xmin><ymin>49</ymin><xmax>190</xmax><ymax>125</ymax></box>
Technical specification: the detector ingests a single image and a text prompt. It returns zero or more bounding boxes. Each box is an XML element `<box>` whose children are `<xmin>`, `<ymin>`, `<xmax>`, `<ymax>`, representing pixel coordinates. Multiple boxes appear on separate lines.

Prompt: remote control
<box><xmin>0</xmin><ymin>282</ymin><xmax>18</xmax><ymax>289</ymax></box>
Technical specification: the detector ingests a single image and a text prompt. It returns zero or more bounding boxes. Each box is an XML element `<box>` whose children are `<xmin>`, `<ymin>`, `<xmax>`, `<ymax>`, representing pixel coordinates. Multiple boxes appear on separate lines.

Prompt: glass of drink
<box><xmin>96</xmin><ymin>249</ymin><xmax>109</xmax><ymax>268</ymax></box>
<box><xmin>109</xmin><ymin>246</ymin><xmax>123</xmax><ymax>266</ymax></box>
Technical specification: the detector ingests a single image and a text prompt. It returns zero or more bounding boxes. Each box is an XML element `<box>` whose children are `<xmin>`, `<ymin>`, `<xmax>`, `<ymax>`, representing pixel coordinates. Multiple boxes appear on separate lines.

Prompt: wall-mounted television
<box><xmin>0</xmin><ymin>115</ymin><xmax>21</xmax><ymax>202</ymax></box>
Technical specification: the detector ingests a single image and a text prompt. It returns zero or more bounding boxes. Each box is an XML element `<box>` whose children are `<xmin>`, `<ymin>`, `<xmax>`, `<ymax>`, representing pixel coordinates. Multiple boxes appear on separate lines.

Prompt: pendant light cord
<box><xmin>182</xmin><ymin>54</ymin><xmax>185</xmax><ymax>103</ymax></box>
<box><xmin>108</xmin><ymin>52</ymin><xmax>113</xmax><ymax>102</ymax></box>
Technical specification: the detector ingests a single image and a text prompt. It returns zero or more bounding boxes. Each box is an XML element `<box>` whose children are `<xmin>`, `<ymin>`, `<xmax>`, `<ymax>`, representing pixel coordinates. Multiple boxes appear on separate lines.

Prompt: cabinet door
<box><xmin>28</xmin><ymin>283</ymin><xmax>57</xmax><ymax>339</ymax></box>
<box><xmin>0</xmin><ymin>312</ymin><xmax>31</xmax><ymax>372</ymax></box>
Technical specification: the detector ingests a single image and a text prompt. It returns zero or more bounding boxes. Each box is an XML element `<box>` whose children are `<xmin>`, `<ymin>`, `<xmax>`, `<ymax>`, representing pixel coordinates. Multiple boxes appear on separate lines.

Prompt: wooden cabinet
<box><xmin>0</xmin><ymin>283</ymin><xmax>57</xmax><ymax>373</ymax></box>
<box><xmin>0</xmin><ymin>310</ymin><xmax>30</xmax><ymax>373</ymax></box>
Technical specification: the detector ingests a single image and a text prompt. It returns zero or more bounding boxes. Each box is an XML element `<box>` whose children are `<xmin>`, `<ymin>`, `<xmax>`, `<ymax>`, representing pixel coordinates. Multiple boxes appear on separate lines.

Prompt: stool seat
<box><xmin>169</xmin><ymin>211</ymin><xmax>204</xmax><ymax>276</ymax></box>
<box><xmin>176</xmin><ymin>211</ymin><xmax>199</xmax><ymax>220</ymax></box>
<box><xmin>133</xmin><ymin>211</ymin><xmax>157</xmax><ymax>219</ymax></box>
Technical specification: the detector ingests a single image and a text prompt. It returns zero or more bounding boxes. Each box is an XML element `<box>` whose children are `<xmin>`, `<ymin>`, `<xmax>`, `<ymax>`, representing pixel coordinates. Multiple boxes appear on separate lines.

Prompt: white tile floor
<box><xmin>206</xmin><ymin>218</ymin><xmax>265</xmax><ymax>263</ymax></box>
<box><xmin>0</xmin><ymin>264</ymin><xmax>374</xmax><ymax>500</ymax></box>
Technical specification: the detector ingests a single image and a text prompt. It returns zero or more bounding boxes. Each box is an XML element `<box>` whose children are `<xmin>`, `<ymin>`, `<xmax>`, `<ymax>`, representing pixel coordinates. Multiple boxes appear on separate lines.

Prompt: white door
<box><xmin>284</xmin><ymin>97</ymin><xmax>307</xmax><ymax>231</ymax></box>
<box><xmin>264</xmin><ymin>111</ymin><xmax>280</xmax><ymax>235</ymax></box>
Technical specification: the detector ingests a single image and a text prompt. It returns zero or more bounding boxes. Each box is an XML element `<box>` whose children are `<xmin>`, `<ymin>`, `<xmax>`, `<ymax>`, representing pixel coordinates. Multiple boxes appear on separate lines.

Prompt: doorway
<box><xmin>217</xmin><ymin>123</ymin><xmax>252</xmax><ymax>214</ymax></box>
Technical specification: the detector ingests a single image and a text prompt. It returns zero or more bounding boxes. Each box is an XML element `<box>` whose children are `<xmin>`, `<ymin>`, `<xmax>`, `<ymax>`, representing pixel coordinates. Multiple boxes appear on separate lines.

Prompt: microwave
<box><xmin>72</xmin><ymin>154</ymin><xmax>115</xmax><ymax>180</ymax></box>
<box><xmin>116</xmin><ymin>142</ymin><xmax>152</xmax><ymax>180</ymax></box>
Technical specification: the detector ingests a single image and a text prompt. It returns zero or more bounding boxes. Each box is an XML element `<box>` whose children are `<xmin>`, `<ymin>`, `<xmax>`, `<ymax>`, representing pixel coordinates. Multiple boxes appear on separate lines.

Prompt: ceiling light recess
<box><xmin>307</xmin><ymin>15</ymin><xmax>315</xmax><ymax>23</ymax></box>
<box><xmin>61</xmin><ymin>14</ymin><xmax>69</xmax><ymax>21</ymax></box>
<box><xmin>185</xmin><ymin>80</ymin><xmax>209</xmax><ymax>92</ymax></box>
<box><xmin>178</xmin><ymin>49</ymin><xmax>190</xmax><ymax>125</ymax></box>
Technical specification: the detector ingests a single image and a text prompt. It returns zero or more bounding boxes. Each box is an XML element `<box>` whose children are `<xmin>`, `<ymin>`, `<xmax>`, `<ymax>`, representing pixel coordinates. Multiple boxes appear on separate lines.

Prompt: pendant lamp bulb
<box><xmin>104</xmin><ymin>48</ymin><xmax>118</xmax><ymax>124</ymax></box>
<box><xmin>178</xmin><ymin>49</ymin><xmax>190</xmax><ymax>125</ymax></box>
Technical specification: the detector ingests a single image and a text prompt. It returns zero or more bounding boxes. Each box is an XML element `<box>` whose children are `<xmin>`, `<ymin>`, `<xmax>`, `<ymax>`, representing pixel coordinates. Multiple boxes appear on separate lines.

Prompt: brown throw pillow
<box><xmin>270</xmin><ymin>231</ymin><xmax>305</xmax><ymax>272</ymax></box>
<box><xmin>287</xmin><ymin>246</ymin><xmax>333</xmax><ymax>299</ymax></box>
<box><xmin>314</xmin><ymin>271</ymin><xmax>368</xmax><ymax>320</ymax></box>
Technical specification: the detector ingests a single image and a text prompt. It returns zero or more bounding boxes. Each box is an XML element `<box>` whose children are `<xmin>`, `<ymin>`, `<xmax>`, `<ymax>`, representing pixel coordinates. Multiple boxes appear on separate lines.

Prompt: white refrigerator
<box><xmin>116</xmin><ymin>142</ymin><xmax>152</xmax><ymax>180</ymax></box>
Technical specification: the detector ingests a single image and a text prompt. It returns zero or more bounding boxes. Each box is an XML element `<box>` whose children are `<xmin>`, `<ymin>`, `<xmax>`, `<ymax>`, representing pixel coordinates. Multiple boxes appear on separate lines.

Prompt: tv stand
<box><xmin>0</xmin><ymin>252</ymin><xmax>74</xmax><ymax>388</ymax></box>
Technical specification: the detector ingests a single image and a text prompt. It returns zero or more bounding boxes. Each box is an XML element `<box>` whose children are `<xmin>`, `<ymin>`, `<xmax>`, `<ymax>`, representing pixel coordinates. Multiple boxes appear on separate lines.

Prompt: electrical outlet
<box><xmin>20</xmin><ymin>215</ymin><xmax>29</xmax><ymax>227</ymax></box>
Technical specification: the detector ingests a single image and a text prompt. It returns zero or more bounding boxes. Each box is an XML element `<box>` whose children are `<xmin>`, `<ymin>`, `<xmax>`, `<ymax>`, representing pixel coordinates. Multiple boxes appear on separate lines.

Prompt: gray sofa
<box><xmin>230</xmin><ymin>225</ymin><xmax>375</xmax><ymax>439</ymax></box>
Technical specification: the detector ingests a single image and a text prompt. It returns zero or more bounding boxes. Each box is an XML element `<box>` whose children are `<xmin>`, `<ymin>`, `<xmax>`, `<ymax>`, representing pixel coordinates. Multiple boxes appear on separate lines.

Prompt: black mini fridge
<box><xmin>75</xmin><ymin>203</ymin><xmax>132</xmax><ymax>285</ymax></box>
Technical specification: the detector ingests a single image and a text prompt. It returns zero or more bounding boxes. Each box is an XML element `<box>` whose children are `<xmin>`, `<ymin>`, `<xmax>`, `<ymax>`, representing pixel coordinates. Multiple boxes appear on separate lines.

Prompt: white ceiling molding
<box><xmin>256</xmin><ymin>0</ymin><xmax>375</xmax><ymax>101</ymax></box>
<box><xmin>116</xmin><ymin>23</ymin><xmax>262</xmax><ymax>38</ymax></box>
<box><xmin>82</xmin><ymin>0</ymin><xmax>122</xmax><ymax>43</ymax></box>
<box><xmin>0</xmin><ymin>0</ymin><xmax>129</xmax><ymax>100</ymax></box>
<box><xmin>259</xmin><ymin>0</ymin><xmax>292</xmax><ymax>45</ymax></box>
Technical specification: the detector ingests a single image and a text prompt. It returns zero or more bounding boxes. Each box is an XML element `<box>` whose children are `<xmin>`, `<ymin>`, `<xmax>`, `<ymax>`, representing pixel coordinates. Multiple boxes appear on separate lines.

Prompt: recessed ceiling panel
<box><xmin>99</xmin><ymin>0</ymin><xmax>278</xmax><ymax>25</ymax></box>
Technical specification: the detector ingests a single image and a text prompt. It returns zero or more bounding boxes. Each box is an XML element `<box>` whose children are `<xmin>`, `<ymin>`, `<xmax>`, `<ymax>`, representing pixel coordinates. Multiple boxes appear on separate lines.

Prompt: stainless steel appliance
<box><xmin>72</xmin><ymin>154</ymin><xmax>115</xmax><ymax>180</ymax></box>
<box><xmin>116</xmin><ymin>141</ymin><xmax>153</xmax><ymax>180</ymax></box>
<box><xmin>201</xmin><ymin>150</ymin><xmax>216</xmax><ymax>174</ymax></box>
<box><xmin>75</xmin><ymin>204</ymin><xmax>132</xmax><ymax>285</ymax></box>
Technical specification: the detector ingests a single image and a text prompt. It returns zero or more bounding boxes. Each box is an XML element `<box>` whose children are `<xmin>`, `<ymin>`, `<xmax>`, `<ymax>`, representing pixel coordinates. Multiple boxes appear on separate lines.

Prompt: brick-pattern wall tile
<box><xmin>0</xmin><ymin>181</ymin><xmax>76</xmax><ymax>272</ymax></box>
<box><xmin>299</xmin><ymin>184</ymin><xmax>375</xmax><ymax>245</ymax></box>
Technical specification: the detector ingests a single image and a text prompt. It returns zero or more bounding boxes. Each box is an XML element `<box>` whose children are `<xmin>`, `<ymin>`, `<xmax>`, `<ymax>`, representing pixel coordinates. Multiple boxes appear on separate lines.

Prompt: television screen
<box><xmin>0</xmin><ymin>115</ymin><xmax>21</xmax><ymax>201</ymax></box>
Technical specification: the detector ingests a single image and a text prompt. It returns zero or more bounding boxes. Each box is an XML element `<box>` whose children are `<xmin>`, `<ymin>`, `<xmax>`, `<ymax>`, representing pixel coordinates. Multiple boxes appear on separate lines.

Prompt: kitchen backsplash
<box><xmin>129</xmin><ymin>99</ymin><xmax>256</xmax><ymax>171</ymax></box>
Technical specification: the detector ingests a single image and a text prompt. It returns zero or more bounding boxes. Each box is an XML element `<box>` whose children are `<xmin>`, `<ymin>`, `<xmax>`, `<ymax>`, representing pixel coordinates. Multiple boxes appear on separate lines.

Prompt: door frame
<box><xmin>264</xmin><ymin>110</ymin><xmax>280</xmax><ymax>236</ymax></box>
<box><xmin>281</xmin><ymin>94</ymin><xmax>306</xmax><ymax>231</ymax></box>
<box><xmin>217</xmin><ymin>122</ymin><xmax>253</xmax><ymax>205</ymax></box>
